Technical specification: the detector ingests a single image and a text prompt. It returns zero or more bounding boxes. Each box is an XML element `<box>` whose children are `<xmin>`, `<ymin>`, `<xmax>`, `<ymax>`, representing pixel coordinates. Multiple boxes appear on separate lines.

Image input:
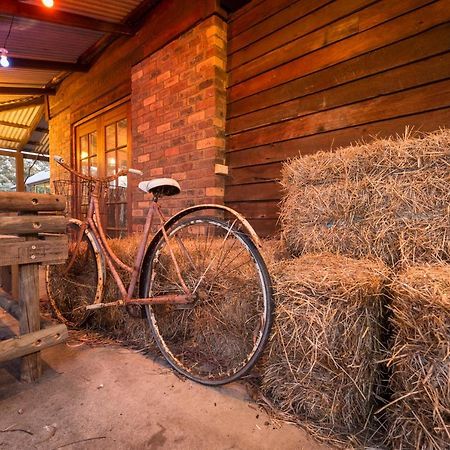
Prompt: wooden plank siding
<box><xmin>225</xmin><ymin>0</ymin><xmax>450</xmax><ymax>236</ymax></box>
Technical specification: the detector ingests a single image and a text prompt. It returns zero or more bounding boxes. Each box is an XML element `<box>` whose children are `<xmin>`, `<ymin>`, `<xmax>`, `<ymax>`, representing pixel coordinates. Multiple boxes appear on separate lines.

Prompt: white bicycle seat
<box><xmin>138</xmin><ymin>178</ymin><xmax>181</xmax><ymax>197</ymax></box>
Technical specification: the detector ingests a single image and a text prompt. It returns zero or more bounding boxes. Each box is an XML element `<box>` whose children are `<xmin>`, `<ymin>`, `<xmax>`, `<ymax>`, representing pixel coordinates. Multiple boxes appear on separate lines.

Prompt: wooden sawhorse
<box><xmin>0</xmin><ymin>191</ymin><xmax>69</xmax><ymax>382</ymax></box>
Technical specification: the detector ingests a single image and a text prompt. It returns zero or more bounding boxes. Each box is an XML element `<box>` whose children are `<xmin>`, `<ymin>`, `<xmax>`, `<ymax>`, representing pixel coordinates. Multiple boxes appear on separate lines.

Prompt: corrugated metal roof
<box><xmin>23</xmin><ymin>0</ymin><xmax>143</xmax><ymax>23</ymax></box>
<box><xmin>0</xmin><ymin>104</ymin><xmax>44</xmax><ymax>153</ymax></box>
<box><xmin>0</xmin><ymin>68</ymin><xmax>59</xmax><ymax>87</ymax></box>
<box><xmin>0</xmin><ymin>16</ymin><xmax>104</xmax><ymax>63</ymax></box>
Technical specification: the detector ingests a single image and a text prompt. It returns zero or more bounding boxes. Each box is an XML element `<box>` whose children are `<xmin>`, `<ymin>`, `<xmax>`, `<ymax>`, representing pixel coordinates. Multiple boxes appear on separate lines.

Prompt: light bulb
<box><xmin>0</xmin><ymin>49</ymin><xmax>9</xmax><ymax>68</ymax></box>
<box><xmin>42</xmin><ymin>0</ymin><xmax>54</xmax><ymax>7</ymax></box>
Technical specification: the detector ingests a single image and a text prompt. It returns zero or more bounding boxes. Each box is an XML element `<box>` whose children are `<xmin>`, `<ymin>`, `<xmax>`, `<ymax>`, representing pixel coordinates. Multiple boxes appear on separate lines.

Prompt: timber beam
<box><xmin>0</xmin><ymin>86</ymin><xmax>56</xmax><ymax>96</ymax></box>
<box><xmin>8</xmin><ymin>58</ymin><xmax>89</xmax><ymax>73</ymax></box>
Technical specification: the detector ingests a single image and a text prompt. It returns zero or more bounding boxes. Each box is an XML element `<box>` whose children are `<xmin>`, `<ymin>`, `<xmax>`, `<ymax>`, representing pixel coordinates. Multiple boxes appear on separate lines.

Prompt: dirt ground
<box><xmin>0</xmin><ymin>312</ymin><xmax>331</xmax><ymax>450</ymax></box>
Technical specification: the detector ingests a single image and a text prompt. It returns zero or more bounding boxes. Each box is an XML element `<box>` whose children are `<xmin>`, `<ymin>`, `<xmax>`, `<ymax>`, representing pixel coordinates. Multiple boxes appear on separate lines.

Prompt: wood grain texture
<box><xmin>18</xmin><ymin>241</ymin><xmax>41</xmax><ymax>382</ymax></box>
<box><xmin>0</xmin><ymin>216</ymin><xmax>67</xmax><ymax>235</ymax></box>
<box><xmin>0</xmin><ymin>235</ymin><xmax>68</xmax><ymax>267</ymax></box>
<box><xmin>0</xmin><ymin>192</ymin><xmax>66</xmax><ymax>213</ymax></box>
<box><xmin>228</xmin><ymin>24</ymin><xmax>450</xmax><ymax>118</ymax></box>
<box><xmin>0</xmin><ymin>324</ymin><xmax>68</xmax><ymax>364</ymax></box>
<box><xmin>228</xmin><ymin>1</ymin><xmax>450</xmax><ymax>99</ymax></box>
<box><xmin>225</xmin><ymin>0</ymin><xmax>450</xmax><ymax>236</ymax></box>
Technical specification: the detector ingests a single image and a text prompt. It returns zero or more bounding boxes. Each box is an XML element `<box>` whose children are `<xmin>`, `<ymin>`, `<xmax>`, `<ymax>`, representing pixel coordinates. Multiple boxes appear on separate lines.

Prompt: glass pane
<box><xmin>81</xmin><ymin>158</ymin><xmax>89</xmax><ymax>175</ymax></box>
<box><xmin>80</xmin><ymin>135</ymin><xmax>88</xmax><ymax>159</ymax></box>
<box><xmin>118</xmin><ymin>175</ymin><xmax>127</xmax><ymax>188</ymax></box>
<box><xmin>89</xmin><ymin>132</ymin><xmax>97</xmax><ymax>156</ymax></box>
<box><xmin>106</xmin><ymin>124</ymin><xmax>116</xmax><ymax>151</ymax></box>
<box><xmin>89</xmin><ymin>156</ymin><xmax>97</xmax><ymax>176</ymax></box>
<box><xmin>118</xmin><ymin>149</ymin><xmax>127</xmax><ymax>170</ymax></box>
<box><xmin>117</xmin><ymin>119</ymin><xmax>127</xmax><ymax>148</ymax></box>
<box><xmin>106</xmin><ymin>151</ymin><xmax>116</xmax><ymax>176</ymax></box>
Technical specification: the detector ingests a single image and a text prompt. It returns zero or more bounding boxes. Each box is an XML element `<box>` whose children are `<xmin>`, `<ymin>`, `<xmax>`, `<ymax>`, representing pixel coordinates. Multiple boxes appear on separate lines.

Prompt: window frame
<box><xmin>73</xmin><ymin>101</ymin><xmax>132</xmax><ymax>236</ymax></box>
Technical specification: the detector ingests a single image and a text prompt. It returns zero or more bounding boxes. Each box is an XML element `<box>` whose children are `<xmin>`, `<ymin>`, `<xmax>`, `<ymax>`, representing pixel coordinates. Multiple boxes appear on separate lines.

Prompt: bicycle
<box><xmin>46</xmin><ymin>156</ymin><xmax>273</xmax><ymax>386</ymax></box>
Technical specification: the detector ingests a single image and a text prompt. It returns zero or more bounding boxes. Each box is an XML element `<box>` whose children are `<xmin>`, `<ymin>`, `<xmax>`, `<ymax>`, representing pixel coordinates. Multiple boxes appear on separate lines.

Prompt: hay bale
<box><xmin>261</xmin><ymin>253</ymin><xmax>388</xmax><ymax>443</ymax></box>
<box><xmin>387</xmin><ymin>265</ymin><xmax>450</xmax><ymax>449</ymax></box>
<box><xmin>281</xmin><ymin>129</ymin><xmax>450</xmax><ymax>266</ymax></box>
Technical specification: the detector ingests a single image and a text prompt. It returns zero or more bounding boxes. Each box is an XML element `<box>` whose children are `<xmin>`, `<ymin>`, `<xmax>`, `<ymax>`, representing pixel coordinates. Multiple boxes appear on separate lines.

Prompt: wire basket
<box><xmin>53</xmin><ymin>179</ymin><xmax>127</xmax><ymax>221</ymax></box>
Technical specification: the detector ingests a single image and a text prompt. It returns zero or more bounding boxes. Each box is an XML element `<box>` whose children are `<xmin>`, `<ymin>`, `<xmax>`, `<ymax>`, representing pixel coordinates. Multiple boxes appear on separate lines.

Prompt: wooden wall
<box><xmin>225</xmin><ymin>0</ymin><xmax>450</xmax><ymax>236</ymax></box>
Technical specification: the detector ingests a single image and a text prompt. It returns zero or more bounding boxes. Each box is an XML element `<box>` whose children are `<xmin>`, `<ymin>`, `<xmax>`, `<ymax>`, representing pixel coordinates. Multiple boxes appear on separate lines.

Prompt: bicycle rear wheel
<box><xmin>46</xmin><ymin>219</ymin><xmax>104</xmax><ymax>327</ymax></box>
<box><xmin>141</xmin><ymin>216</ymin><xmax>273</xmax><ymax>385</ymax></box>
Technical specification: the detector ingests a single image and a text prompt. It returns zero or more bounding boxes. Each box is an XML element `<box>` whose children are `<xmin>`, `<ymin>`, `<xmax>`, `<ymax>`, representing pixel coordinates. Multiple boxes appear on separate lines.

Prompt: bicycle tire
<box><xmin>140</xmin><ymin>215</ymin><xmax>273</xmax><ymax>386</ymax></box>
<box><xmin>46</xmin><ymin>218</ymin><xmax>105</xmax><ymax>327</ymax></box>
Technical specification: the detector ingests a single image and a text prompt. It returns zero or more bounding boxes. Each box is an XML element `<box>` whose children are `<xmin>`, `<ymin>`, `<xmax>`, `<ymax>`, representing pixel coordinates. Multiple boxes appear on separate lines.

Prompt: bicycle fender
<box><xmin>138</xmin><ymin>204</ymin><xmax>262</xmax><ymax>298</ymax></box>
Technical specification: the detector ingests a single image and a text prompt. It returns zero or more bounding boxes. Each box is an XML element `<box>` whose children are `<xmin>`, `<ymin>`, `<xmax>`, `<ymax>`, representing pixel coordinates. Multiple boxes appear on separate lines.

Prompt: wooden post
<box><xmin>0</xmin><ymin>191</ymin><xmax>68</xmax><ymax>382</ymax></box>
<box><xmin>18</xmin><ymin>256</ymin><xmax>42</xmax><ymax>382</ymax></box>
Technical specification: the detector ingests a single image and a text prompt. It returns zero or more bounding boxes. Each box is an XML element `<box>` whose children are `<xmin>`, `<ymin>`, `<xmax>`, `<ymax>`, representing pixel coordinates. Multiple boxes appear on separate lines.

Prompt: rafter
<box><xmin>7</xmin><ymin>58</ymin><xmax>88</xmax><ymax>72</ymax></box>
<box><xmin>0</xmin><ymin>97</ymin><xmax>44</xmax><ymax>113</ymax></box>
<box><xmin>0</xmin><ymin>86</ymin><xmax>56</xmax><ymax>96</ymax></box>
<box><xmin>0</xmin><ymin>120</ymin><xmax>29</xmax><ymax>129</ymax></box>
<box><xmin>0</xmin><ymin>149</ymin><xmax>49</xmax><ymax>162</ymax></box>
<box><xmin>0</xmin><ymin>136</ymin><xmax>21</xmax><ymax>144</ymax></box>
<box><xmin>0</xmin><ymin>1</ymin><xmax>133</xmax><ymax>35</ymax></box>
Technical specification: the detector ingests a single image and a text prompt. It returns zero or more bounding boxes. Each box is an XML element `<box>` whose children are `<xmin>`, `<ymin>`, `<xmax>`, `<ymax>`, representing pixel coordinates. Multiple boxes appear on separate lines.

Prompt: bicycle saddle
<box><xmin>138</xmin><ymin>178</ymin><xmax>181</xmax><ymax>197</ymax></box>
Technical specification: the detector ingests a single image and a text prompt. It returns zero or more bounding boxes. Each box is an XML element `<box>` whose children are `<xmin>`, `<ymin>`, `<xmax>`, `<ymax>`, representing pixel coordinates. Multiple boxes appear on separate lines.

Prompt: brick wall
<box><xmin>48</xmin><ymin>108</ymin><xmax>71</xmax><ymax>183</ymax></box>
<box><xmin>130</xmin><ymin>15</ymin><xmax>227</xmax><ymax>232</ymax></box>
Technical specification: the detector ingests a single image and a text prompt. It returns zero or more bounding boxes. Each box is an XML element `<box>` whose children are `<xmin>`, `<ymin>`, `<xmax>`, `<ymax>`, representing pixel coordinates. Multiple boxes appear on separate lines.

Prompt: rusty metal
<box><xmin>53</xmin><ymin>159</ymin><xmax>264</xmax><ymax>316</ymax></box>
<box><xmin>126</xmin><ymin>200</ymin><xmax>156</xmax><ymax>300</ymax></box>
<box><xmin>155</xmin><ymin>202</ymin><xmax>191</xmax><ymax>295</ymax></box>
<box><xmin>92</xmin><ymin>195</ymin><xmax>132</xmax><ymax>273</ymax></box>
<box><xmin>88</xmin><ymin>216</ymin><xmax>129</xmax><ymax>300</ymax></box>
<box><xmin>157</xmin><ymin>204</ymin><xmax>263</xmax><ymax>248</ymax></box>
<box><xmin>128</xmin><ymin>295</ymin><xmax>192</xmax><ymax>305</ymax></box>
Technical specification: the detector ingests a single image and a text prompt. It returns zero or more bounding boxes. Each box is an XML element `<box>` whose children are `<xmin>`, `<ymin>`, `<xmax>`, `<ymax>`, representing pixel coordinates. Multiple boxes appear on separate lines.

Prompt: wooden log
<box><xmin>0</xmin><ymin>216</ymin><xmax>67</xmax><ymax>235</ymax></box>
<box><xmin>18</xmin><ymin>246</ymin><xmax>42</xmax><ymax>382</ymax></box>
<box><xmin>0</xmin><ymin>192</ymin><xmax>66</xmax><ymax>213</ymax></box>
<box><xmin>0</xmin><ymin>235</ymin><xmax>68</xmax><ymax>267</ymax></box>
<box><xmin>0</xmin><ymin>324</ymin><xmax>68</xmax><ymax>364</ymax></box>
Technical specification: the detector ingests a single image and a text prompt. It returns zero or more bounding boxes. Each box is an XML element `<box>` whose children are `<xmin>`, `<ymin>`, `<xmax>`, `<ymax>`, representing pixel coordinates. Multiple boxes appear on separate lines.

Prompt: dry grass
<box><xmin>280</xmin><ymin>128</ymin><xmax>450</xmax><ymax>267</ymax></box>
<box><xmin>261</xmin><ymin>253</ymin><xmax>389</xmax><ymax>446</ymax></box>
<box><xmin>87</xmin><ymin>234</ymin><xmax>157</xmax><ymax>351</ymax></box>
<box><xmin>386</xmin><ymin>265</ymin><xmax>450</xmax><ymax>449</ymax></box>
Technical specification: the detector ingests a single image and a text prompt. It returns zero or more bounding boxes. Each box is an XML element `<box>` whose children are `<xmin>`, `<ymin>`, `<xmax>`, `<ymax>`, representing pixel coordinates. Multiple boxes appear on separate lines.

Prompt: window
<box><xmin>75</xmin><ymin>103</ymin><xmax>130</xmax><ymax>238</ymax></box>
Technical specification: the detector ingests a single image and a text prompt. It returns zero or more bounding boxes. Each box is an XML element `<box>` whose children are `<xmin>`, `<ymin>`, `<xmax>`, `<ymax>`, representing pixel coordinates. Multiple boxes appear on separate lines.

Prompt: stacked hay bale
<box><xmin>280</xmin><ymin>129</ymin><xmax>450</xmax><ymax>267</ymax></box>
<box><xmin>262</xmin><ymin>254</ymin><xmax>387</xmax><ymax>444</ymax></box>
<box><xmin>387</xmin><ymin>265</ymin><xmax>450</xmax><ymax>449</ymax></box>
<box><xmin>274</xmin><ymin>129</ymin><xmax>450</xmax><ymax>448</ymax></box>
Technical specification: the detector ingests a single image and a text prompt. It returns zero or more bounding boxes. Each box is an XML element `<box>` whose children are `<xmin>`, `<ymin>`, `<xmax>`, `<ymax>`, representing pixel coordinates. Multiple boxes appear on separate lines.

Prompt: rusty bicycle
<box><xmin>46</xmin><ymin>156</ymin><xmax>273</xmax><ymax>385</ymax></box>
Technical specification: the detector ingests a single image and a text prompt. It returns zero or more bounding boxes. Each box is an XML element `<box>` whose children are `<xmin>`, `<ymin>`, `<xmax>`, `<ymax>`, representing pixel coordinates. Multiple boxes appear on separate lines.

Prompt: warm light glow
<box><xmin>42</xmin><ymin>0</ymin><xmax>54</xmax><ymax>8</ymax></box>
<box><xmin>0</xmin><ymin>48</ymin><xmax>9</xmax><ymax>68</ymax></box>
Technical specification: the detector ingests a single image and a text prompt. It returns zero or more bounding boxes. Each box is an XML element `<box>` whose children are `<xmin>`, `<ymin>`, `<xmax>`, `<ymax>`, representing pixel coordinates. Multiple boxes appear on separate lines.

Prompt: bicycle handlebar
<box><xmin>53</xmin><ymin>155</ymin><xmax>143</xmax><ymax>182</ymax></box>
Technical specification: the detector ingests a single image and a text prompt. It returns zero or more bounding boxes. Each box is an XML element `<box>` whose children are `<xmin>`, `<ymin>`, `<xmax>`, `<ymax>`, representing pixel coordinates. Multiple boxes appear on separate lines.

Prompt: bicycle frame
<box><xmin>71</xmin><ymin>181</ymin><xmax>192</xmax><ymax>310</ymax></box>
<box><xmin>54</xmin><ymin>153</ymin><xmax>264</xmax><ymax>312</ymax></box>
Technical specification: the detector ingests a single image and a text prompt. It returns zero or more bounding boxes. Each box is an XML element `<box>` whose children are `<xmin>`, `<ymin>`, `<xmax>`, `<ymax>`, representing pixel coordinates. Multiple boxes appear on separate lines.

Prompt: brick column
<box><xmin>130</xmin><ymin>16</ymin><xmax>227</xmax><ymax>232</ymax></box>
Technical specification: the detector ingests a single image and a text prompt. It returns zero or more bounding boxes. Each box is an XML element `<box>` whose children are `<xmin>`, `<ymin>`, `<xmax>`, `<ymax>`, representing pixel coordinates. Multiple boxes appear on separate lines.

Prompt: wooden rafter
<box><xmin>0</xmin><ymin>1</ymin><xmax>133</xmax><ymax>35</ymax></box>
<box><xmin>0</xmin><ymin>86</ymin><xmax>56</xmax><ymax>96</ymax></box>
<box><xmin>0</xmin><ymin>149</ymin><xmax>49</xmax><ymax>162</ymax></box>
<box><xmin>8</xmin><ymin>58</ymin><xmax>88</xmax><ymax>73</ymax></box>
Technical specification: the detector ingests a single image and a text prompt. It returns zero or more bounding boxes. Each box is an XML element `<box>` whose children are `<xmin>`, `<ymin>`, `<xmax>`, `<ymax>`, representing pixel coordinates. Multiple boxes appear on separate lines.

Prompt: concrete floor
<box><xmin>0</xmin><ymin>323</ymin><xmax>331</xmax><ymax>450</ymax></box>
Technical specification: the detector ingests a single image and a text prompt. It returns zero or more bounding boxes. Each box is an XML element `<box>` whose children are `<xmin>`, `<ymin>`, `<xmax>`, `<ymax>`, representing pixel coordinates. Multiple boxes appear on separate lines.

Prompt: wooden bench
<box><xmin>0</xmin><ymin>192</ymin><xmax>69</xmax><ymax>382</ymax></box>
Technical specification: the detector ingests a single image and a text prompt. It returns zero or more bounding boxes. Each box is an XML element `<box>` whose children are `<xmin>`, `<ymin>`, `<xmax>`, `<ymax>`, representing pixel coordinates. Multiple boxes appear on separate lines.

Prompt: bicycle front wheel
<box><xmin>46</xmin><ymin>219</ymin><xmax>104</xmax><ymax>327</ymax></box>
<box><xmin>141</xmin><ymin>216</ymin><xmax>273</xmax><ymax>385</ymax></box>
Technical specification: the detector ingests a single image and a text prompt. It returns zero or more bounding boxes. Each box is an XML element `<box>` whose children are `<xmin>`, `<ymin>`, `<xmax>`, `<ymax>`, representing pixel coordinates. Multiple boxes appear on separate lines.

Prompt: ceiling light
<box><xmin>0</xmin><ymin>48</ymin><xmax>9</xmax><ymax>68</ymax></box>
<box><xmin>42</xmin><ymin>0</ymin><xmax>54</xmax><ymax>8</ymax></box>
